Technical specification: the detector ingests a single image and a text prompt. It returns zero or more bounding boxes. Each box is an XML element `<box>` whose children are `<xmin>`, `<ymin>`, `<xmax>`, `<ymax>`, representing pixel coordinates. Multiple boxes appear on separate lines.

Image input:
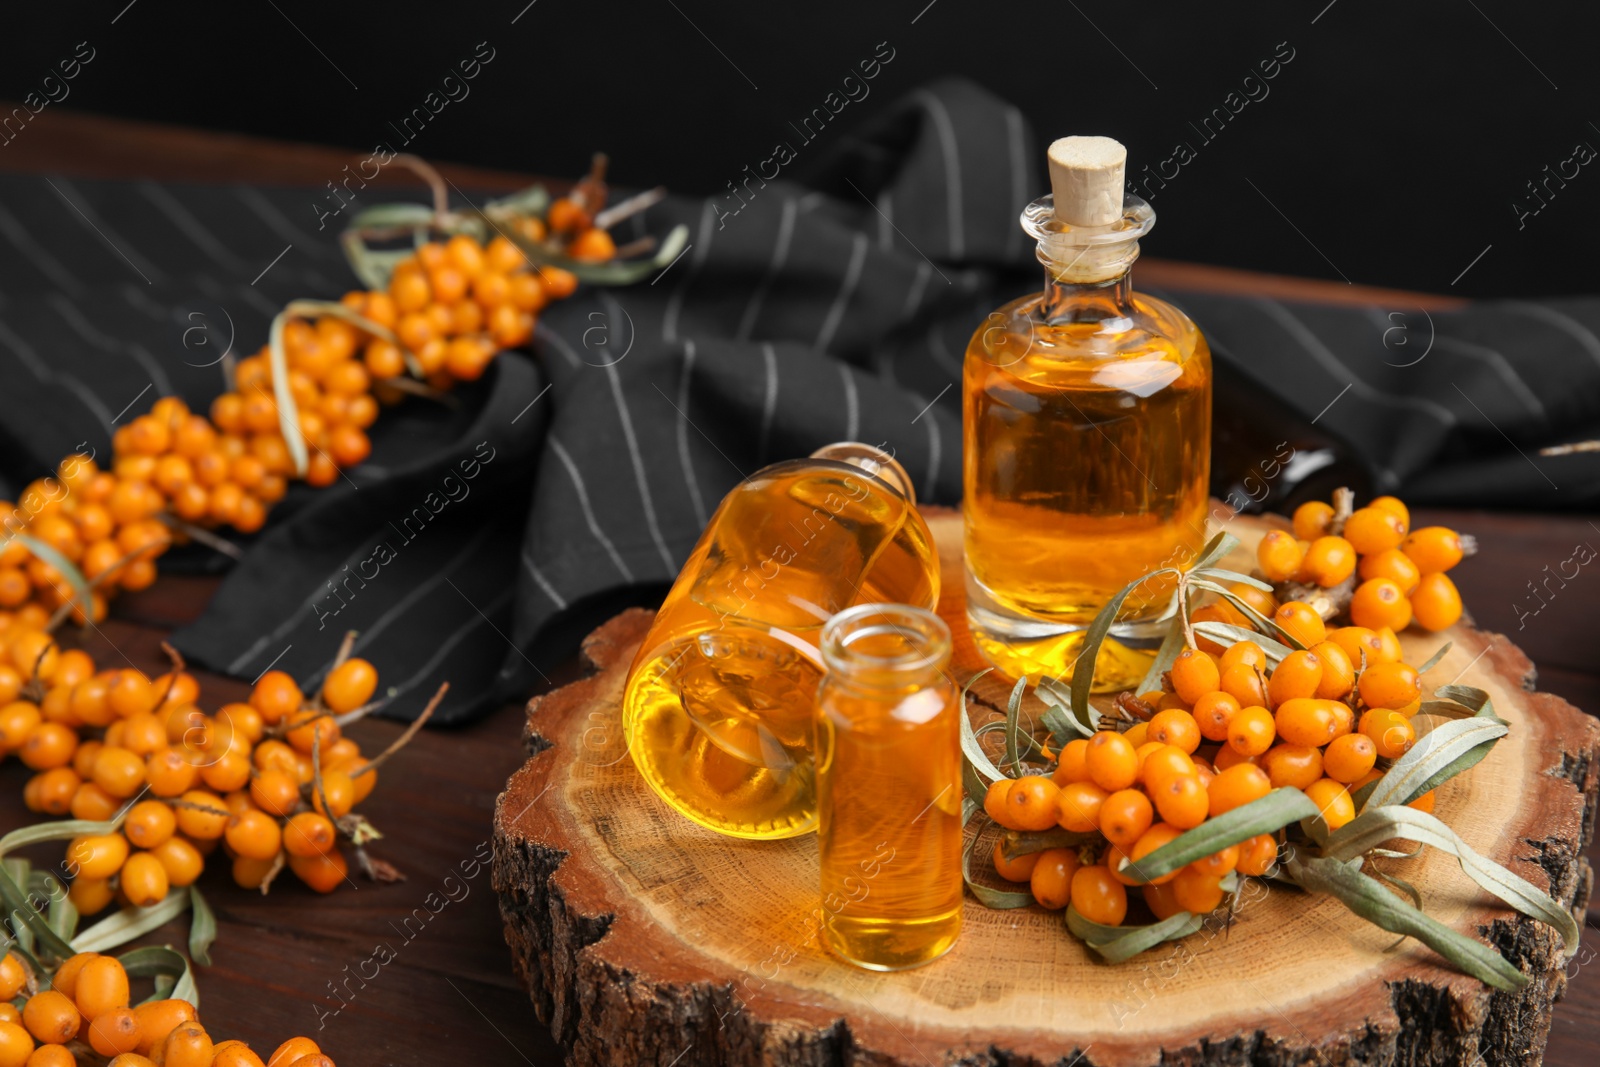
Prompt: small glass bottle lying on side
<box><xmin>815</xmin><ymin>603</ymin><xmax>963</xmax><ymax>971</ymax></box>
<box><xmin>623</xmin><ymin>444</ymin><xmax>940</xmax><ymax>841</ymax></box>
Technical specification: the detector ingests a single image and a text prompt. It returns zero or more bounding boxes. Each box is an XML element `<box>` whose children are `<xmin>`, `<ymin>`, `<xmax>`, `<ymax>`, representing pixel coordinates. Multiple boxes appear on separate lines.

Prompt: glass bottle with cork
<box><xmin>623</xmin><ymin>443</ymin><xmax>940</xmax><ymax>841</ymax></box>
<box><xmin>963</xmin><ymin>136</ymin><xmax>1212</xmax><ymax>688</ymax></box>
<box><xmin>814</xmin><ymin>603</ymin><xmax>963</xmax><ymax>971</ymax></box>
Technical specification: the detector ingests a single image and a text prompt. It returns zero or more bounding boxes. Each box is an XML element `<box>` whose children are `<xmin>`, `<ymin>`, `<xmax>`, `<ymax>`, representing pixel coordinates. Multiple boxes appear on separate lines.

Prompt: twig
<box><xmin>258</xmin><ymin>851</ymin><xmax>286</xmax><ymax>895</ymax></box>
<box><xmin>332</xmin><ymin>690</ymin><xmax>395</xmax><ymax>728</ymax></box>
<box><xmin>380</xmin><ymin>375</ymin><xmax>460</xmax><ymax>407</ymax></box>
<box><xmin>610</xmin><ymin>236</ymin><xmax>657</xmax><ymax>260</ymax></box>
<box><xmin>389</xmin><ymin>155</ymin><xmax>451</xmax><ymax>222</ymax></box>
<box><xmin>1540</xmin><ymin>439</ymin><xmax>1600</xmax><ymax>456</ymax></box>
<box><xmin>157</xmin><ymin>514</ymin><xmax>242</xmax><ymax>559</ymax></box>
<box><xmin>592</xmin><ymin>186</ymin><xmax>666</xmax><ymax>231</ymax></box>
<box><xmin>347</xmin><ymin>682</ymin><xmax>446</xmax><ymax>779</ymax></box>
<box><xmin>1328</xmin><ymin>487</ymin><xmax>1355</xmax><ymax>537</ymax></box>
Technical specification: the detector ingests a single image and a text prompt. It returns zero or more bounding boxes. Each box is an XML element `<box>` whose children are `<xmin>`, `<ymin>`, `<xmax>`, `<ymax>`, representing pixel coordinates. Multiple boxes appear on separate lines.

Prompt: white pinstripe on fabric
<box><xmin>664</xmin><ymin>199</ymin><xmax>718</xmax><ymax>343</ymax></box>
<box><xmin>233</xmin><ymin>186</ymin><xmax>338</xmax><ymax>258</ymax></box>
<box><xmin>675</xmin><ymin>339</ymin><xmax>709</xmax><ymax>527</ymax></box>
<box><xmin>876</xmin><ymin>191</ymin><xmax>895</xmax><ymax>252</ymax></box>
<box><xmin>1504</xmin><ymin>301</ymin><xmax>1600</xmax><ymax>370</ymax></box>
<box><xmin>142</xmin><ymin>182</ymin><xmax>246</xmax><ymax>270</ymax></box>
<box><xmin>534</xmin><ymin>320</ymin><xmax>583</xmax><ymax>369</ymax></box>
<box><xmin>547</xmin><ymin>436</ymin><xmax>635</xmax><ymax>582</ymax></box>
<box><xmin>1004</xmin><ymin>107</ymin><xmax>1028</xmax><ymax>260</ymax></box>
<box><xmin>737</xmin><ymin>198</ymin><xmax>797</xmax><ymax>342</ymax></box>
<box><xmin>603</xmin><ymin>362</ymin><xmax>678</xmax><ymax>574</ymax></box>
<box><xmin>838</xmin><ymin>362</ymin><xmax>861</xmax><ymax>441</ymax></box>
<box><xmin>0</xmin><ymin>202</ymin><xmax>83</xmax><ymax>295</ymax></box>
<box><xmin>922</xmin><ymin>392</ymin><xmax>944</xmax><ymax>499</ymax></box>
<box><xmin>816</xmin><ymin>232</ymin><xmax>868</xmax><ymax>353</ymax></box>
<box><xmin>912</xmin><ymin>90</ymin><xmax>965</xmax><ymax>259</ymax></box>
<box><xmin>521</xmin><ymin>551</ymin><xmax>569</xmax><ymax>610</ymax></box>
<box><xmin>389</xmin><ymin>588</ymin><xmax>515</xmax><ymax>700</ymax></box>
<box><xmin>0</xmin><ymin>314</ymin><xmax>115</xmax><ymax>433</ymax></box>
<box><xmin>49</xmin><ymin>294</ymin><xmax>175</xmax><ymax>395</ymax></box>
<box><xmin>758</xmin><ymin>342</ymin><xmax>779</xmax><ymax>463</ymax></box>
<box><xmin>898</xmin><ymin>261</ymin><xmax>933</xmax><ymax>324</ymax></box>
<box><xmin>1426</xmin><ymin>336</ymin><xmax>1546</xmax><ymax>419</ymax></box>
<box><xmin>928</xmin><ymin>325</ymin><xmax>962</xmax><ymax>378</ymax></box>
<box><xmin>51</xmin><ymin>177</ymin><xmax>166</xmax><ymax>284</ymax></box>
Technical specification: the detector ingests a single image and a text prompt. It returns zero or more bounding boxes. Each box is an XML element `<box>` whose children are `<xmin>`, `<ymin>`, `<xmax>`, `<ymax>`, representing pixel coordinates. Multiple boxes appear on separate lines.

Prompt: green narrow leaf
<box><xmin>1434</xmin><ymin>685</ymin><xmax>1496</xmax><ymax>717</ymax></box>
<box><xmin>1188</xmin><ymin>579</ymin><xmax>1307</xmax><ymax>650</ymax></box>
<box><xmin>1113</xmin><ymin>789</ymin><xmax>1319</xmax><ymax>885</ymax></box>
<box><xmin>483</xmin><ymin>183</ymin><xmax>552</xmax><ymax>218</ymax></box>
<box><xmin>344</xmin><ymin>201</ymin><xmax>438</xmax><ymax>230</ymax></box>
<box><xmin>1066</xmin><ymin>906</ymin><xmax>1205</xmax><ymax>963</ymax></box>
<box><xmin>41</xmin><ymin>875</ymin><xmax>76</xmax><ymax>942</ymax></box>
<box><xmin>1191</xmin><ymin>566</ymin><xmax>1275</xmax><ymax>593</ymax></box>
<box><xmin>188</xmin><ymin>887</ymin><xmax>216</xmax><ymax>968</ymax></box>
<box><xmin>119</xmin><ymin>945</ymin><xmax>199</xmax><ymax>1008</ymax></box>
<box><xmin>266</xmin><ymin>310</ymin><xmax>309</xmax><ymax>477</ymax></box>
<box><xmin>1</xmin><ymin>812</ymin><xmax>128</xmax><ymax>855</ymax></box>
<box><xmin>1322</xmin><ymin>805</ymin><xmax>1581</xmax><ymax>955</ymax></box>
<box><xmin>1364</xmin><ymin>717</ymin><xmax>1508</xmax><ymax>809</ymax></box>
<box><xmin>959</xmin><ymin>669</ymin><xmax>1005</xmax><ymax>797</ymax></box>
<box><xmin>71</xmin><ymin>889</ymin><xmax>191</xmax><ymax>954</ymax></box>
<box><xmin>1192</xmin><ymin>621</ymin><xmax>1294</xmax><ymax>665</ymax></box>
<box><xmin>1070</xmin><ymin>570</ymin><xmax>1178</xmax><ymax>722</ymax></box>
<box><xmin>1286</xmin><ymin>853</ymin><xmax>1529</xmax><ymax>991</ymax></box>
<box><xmin>1035</xmin><ymin>677</ymin><xmax>1094</xmax><ymax>740</ymax></box>
<box><xmin>1003</xmin><ymin>677</ymin><xmax>1027</xmax><ymax>774</ymax></box>
<box><xmin>1414</xmin><ymin>641</ymin><xmax>1454</xmax><ymax>677</ymax></box>
<box><xmin>339</xmin><ymin>231</ymin><xmax>412</xmax><ymax>291</ymax></box>
<box><xmin>1137</xmin><ymin>619</ymin><xmax>1191</xmax><ymax>696</ymax></box>
<box><xmin>1190</xmin><ymin>532</ymin><xmax>1240</xmax><ymax>572</ymax></box>
<box><xmin>1000</xmin><ymin>827</ymin><xmax>1097</xmax><ymax>860</ymax></box>
<box><xmin>961</xmin><ymin>798</ymin><xmax>1033</xmax><ymax>909</ymax></box>
<box><xmin>11</xmin><ymin>534</ymin><xmax>93</xmax><ymax>626</ymax></box>
<box><xmin>0</xmin><ymin>861</ymin><xmax>74</xmax><ymax>962</ymax></box>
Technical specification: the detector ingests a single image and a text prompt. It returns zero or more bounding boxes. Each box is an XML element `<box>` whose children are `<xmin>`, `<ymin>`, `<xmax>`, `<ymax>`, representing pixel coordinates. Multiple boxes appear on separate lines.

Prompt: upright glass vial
<box><xmin>623</xmin><ymin>444</ymin><xmax>940</xmax><ymax>841</ymax></box>
<box><xmin>964</xmin><ymin>136</ymin><xmax>1212</xmax><ymax>687</ymax></box>
<box><xmin>815</xmin><ymin>603</ymin><xmax>962</xmax><ymax>971</ymax></box>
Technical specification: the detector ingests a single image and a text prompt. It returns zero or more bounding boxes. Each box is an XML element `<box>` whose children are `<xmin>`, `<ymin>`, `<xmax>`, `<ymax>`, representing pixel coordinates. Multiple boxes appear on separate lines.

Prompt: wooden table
<box><xmin>1</xmin><ymin>107</ymin><xmax>1596</xmax><ymax>1066</ymax></box>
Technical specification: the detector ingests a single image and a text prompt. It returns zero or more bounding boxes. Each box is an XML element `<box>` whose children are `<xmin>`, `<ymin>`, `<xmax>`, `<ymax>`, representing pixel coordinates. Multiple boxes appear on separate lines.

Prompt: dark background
<box><xmin>2</xmin><ymin>0</ymin><xmax>1595</xmax><ymax>298</ymax></box>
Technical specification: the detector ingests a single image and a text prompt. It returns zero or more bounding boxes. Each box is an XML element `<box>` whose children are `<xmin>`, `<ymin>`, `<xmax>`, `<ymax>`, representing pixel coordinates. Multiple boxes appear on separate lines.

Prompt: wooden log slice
<box><xmin>494</xmin><ymin>507</ymin><xmax>1599</xmax><ymax>1067</ymax></box>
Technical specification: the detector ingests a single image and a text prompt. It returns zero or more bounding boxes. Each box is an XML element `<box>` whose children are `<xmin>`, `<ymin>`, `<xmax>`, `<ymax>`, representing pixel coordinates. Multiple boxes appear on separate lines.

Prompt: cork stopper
<box><xmin>1047</xmin><ymin>136</ymin><xmax>1127</xmax><ymax>227</ymax></box>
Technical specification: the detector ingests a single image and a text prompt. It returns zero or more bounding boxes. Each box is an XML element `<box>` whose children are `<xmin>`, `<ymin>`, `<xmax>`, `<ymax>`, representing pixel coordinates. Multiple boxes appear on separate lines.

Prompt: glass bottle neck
<box><xmin>821</xmin><ymin>604</ymin><xmax>951</xmax><ymax>693</ymax></box>
<box><xmin>1039</xmin><ymin>264</ymin><xmax>1135</xmax><ymax>324</ymax></box>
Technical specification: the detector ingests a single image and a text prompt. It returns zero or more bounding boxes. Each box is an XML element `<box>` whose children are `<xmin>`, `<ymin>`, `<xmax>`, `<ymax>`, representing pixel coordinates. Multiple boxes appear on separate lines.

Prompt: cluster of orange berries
<box><xmin>0</xmin><ymin>620</ymin><xmax>385</xmax><ymax>908</ymax></box>
<box><xmin>0</xmin><ymin>229</ymin><xmax>586</xmax><ymax>627</ymax></box>
<box><xmin>356</xmin><ymin>233</ymin><xmax>576</xmax><ymax>391</ymax></box>
<box><xmin>1254</xmin><ymin>495</ymin><xmax>1466</xmax><ymax>632</ymax></box>
<box><xmin>984</xmin><ymin>603</ymin><xmax>1434</xmax><ymax>927</ymax></box>
<box><xmin>0</xmin><ymin>951</ymin><xmax>333</xmax><ymax>1066</ymax></box>
<box><xmin>542</xmin><ymin>193</ymin><xmax>619</xmax><ymax>263</ymax></box>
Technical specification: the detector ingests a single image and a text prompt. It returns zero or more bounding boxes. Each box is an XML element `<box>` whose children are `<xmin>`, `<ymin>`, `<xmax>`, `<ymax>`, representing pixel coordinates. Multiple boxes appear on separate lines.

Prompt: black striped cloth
<box><xmin>1</xmin><ymin>79</ymin><xmax>1596</xmax><ymax>722</ymax></box>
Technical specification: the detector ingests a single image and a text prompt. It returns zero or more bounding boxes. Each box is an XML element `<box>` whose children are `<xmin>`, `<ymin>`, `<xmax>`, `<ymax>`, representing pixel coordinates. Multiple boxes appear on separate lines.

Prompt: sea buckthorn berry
<box><xmin>1226</xmin><ymin>705</ymin><xmax>1276</xmax><ymax>757</ymax></box>
<box><xmin>1139</xmin><ymin>745</ymin><xmax>1196</xmax><ymax>792</ymax></box>
<box><xmin>1274</xmin><ymin>697</ymin><xmax>1338</xmax><ymax>747</ymax></box>
<box><xmin>1256</xmin><ymin>530</ymin><xmax>1305</xmax><ymax>583</ymax></box>
<box><xmin>1260</xmin><ymin>743</ymin><xmax>1324</xmax><ymax>791</ymax></box>
<box><xmin>285</xmin><ymin>710</ymin><xmax>339</xmax><ymax>755</ymax></box>
<box><xmin>251</xmin><ymin>768</ymin><xmax>302</xmax><ymax>818</ymax></box>
<box><xmin>1267</xmin><ymin>651</ymin><xmax>1323</xmax><ymax>707</ymax></box>
<box><xmin>1051</xmin><ymin>738</ymin><xmax>1090</xmax><ymax>784</ymax></box>
<box><xmin>1071</xmin><ymin>865</ymin><xmax>1128</xmax><ymax>926</ymax></box>
<box><xmin>1327</xmin><ymin>626</ymin><xmax>1384</xmax><ymax>669</ymax></box>
<box><xmin>1215</xmin><ymin>751</ymin><xmax>1257</xmax><ymax>779</ymax></box>
<box><xmin>1359</xmin><ymin>548</ymin><xmax>1421</xmax><ymax>596</ymax></box>
<box><xmin>1349</xmin><ymin>578</ymin><xmax>1412</xmax><ymax>632</ymax></box>
<box><xmin>991</xmin><ymin>840</ymin><xmax>1039</xmax><ymax>882</ymax></box>
<box><xmin>1219</xmin><ymin>640</ymin><xmax>1267</xmax><ymax>674</ymax></box>
<box><xmin>1292</xmin><ymin>500</ymin><xmax>1335</xmax><ymax>541</ymax></box>
<box><xmin>1189</xmin><ymin>605</ymin><xmax>1236</xmax><ymax>654</ymax></box>
<box><xmin>148</xmin><ymin>838</ymin><xmax>204</xmax><ymax>888</ymax></box>
<box><xmin>1133</xmin><ymin>741</ymin><xmax>1165</xmax><ymax>780</ymax></box>
<box><xmin>1056</xmin><ymin>781</ymin><xmax>1108</xmax><ymax>833</ymax></box>
<box><xmin>982</xmin><ymin>778</ymin><xmax>1014</xmax><ymax>825</ymax></box>
<box><xmin>160</xmin><ymin>1022</ymin><xmax>213</xmax><ymax>1067</ymax></box>
<box><xmin>74</xmin><ymin>956</ymin><xmax>130</xmax><ymax>1021</ymax></box>
<box><xmin>212</xmin><ymin>1040</ymin><xmax>269</xmax><ymax>1067</ymax></box>
<box><xmin>1305</xmin><ymin>778</ymin><xmax>1356</xmax><ymax>830</ymax></box>
<box><xmin>1344</xmin><ymin>507</ymin><xmax>1407</xmax><ymax>555</ymax></box>
<box><xmin>1128</xmin><ymin>823</ymin><xmax>1185</xmax><ymax>885</ymax></box>
<box><xmin>1188</xmin><ymin>843</ymin><xmax>1240</xmax><ymax>880</ymax></box>
<box><xmin>1411</xmin><ymin>572</ymin><xmax>1463</xmax><ymax>632</ymax></box>
<box><xmin>1209</xmin><ymin>763</ymin><xmax>1271</xmax><ymax>817</ymax></box>
<box><xmin>1085</xmin><ymin>731</ymin><xmax>1139</xmax><ymax>792</ymax></box>
<box><xmin>1146</xmin><ymin>709</ymin><xmax>1201</xmax><ymax>754</ymax></box>
<box><xmin>131</xmin><ymin>998</ymin><xmax>195</xmax><ymax>1055</ymax></box>
<box><xmin>1308</xmin><ymin>641</ymin><xmax>1355</xmax><ymax>700</ymax></box>
<box><xmin>1358</xmin><ymin>662</ymin><xmax>1421</xmax><ymax>710</ymax></box>
<box><xmin>1220</xmin><ymin>662</ymin><xmax>1268</xmax><ymax>709</ymax></box>
<box><xmin>1029</xmin><ymin>848</ymin><xmax>1081</xmax><ymax>910</ymax></box>
<box><xmin>69</xmin><ymin>782</ymin><xmax>119</xmax><ymax>822</ymax></box>
<box><xmin>124</xmin><ymin>800</ymin><xmax>177</xmax><ymax>850</ymax></box>
<box><xmin>289</xmin><ymin>848</ymin><xmax>349</xmax><ymax>893</ymax></box>
<box><xmin>173</xmin><ymin>791</ymin><xmax>229</xmax><ymax>840</ymax></box>
<box><xmin>67</xmin><ymin>834</ymin><xmax>129</xmax><ymax>881</ymax></box>
<box><xmin>1408</xmin><ymin>789</ymin><xmax>1436</xmax><ymax>813</ymax></box>
<box><xmin>1235</xmin><ymin>833</ymin><xmax>1279</xmax><ymax>877</ymax></box>
<box><xmin>201</xmin><ymin>753</ymin><xmax>252</xmax><ymax>794</ymax></box>
<box><xmin>20</xmin><ymin>723</ymin><xmax>76</xmax><ymax>770</ymax></box>
<box><xmin>29</xmin><ymin>768</ymin><xmax>80</xmax><ymax>816</ymax></box>
<box><xmin>1143</xmin><ymin>880</ymin><xmax>1184</xmax><ymax>921</ymax></box>
<box><xmin>1004</xmin><ymin>775</ymin><xmax>1062</xmax><ymax>832</ymax></box>
<box><xmin>1191</xmin><ymin>691</ymin><xmax>1241</xmax><ymax>743</ymax></box>
<box><xmin>1272</xmin><ymin>602</ymin><xmax>1327</xmax><ymax>648</ymax></box>
<box><xmin>1368</xmin><ymin>495</ymin><xmax>1410</xmax><ymax>526</ymax></box>
<box><xmin>226</xmin><ymin>809</ymin><xmax>284</xmax><ymax>861</ymax></box>
<box><xmin>1169</xmin><ymin>649</ymin><xmax>1219</xmax><ymax>705</ymax></box>
<box><xmin>0</xmin><ymin>955</ymin><xmax>25</xmax><ymax>1000</ymax></box>
<box><xmin>1359</xmin><ymin>708</ymin><xmax>1415</xmax><ymax>759</ymax></box>
<box><xmin>1300</xmin><ymin>536</ymin><xmax>1357</xmax><ymax>588</ymax></box>
<box><xmin>1373</xmin><ymin>626</ymin><xmax>1404</xmax><ymax>664</ymax></box>
<box><xmin>0</xmin><ymin>1022</ymin><xmax>31</xmax><ymax>1067</ymax></box>
<box><xmin>119</xmin><ymin>852</ymin><xmax>170</xmax><ymax>908</ymax></box>
<box><xmin>1171</xmin><ymin>865</ymin><xmax>1225</xmax><ymax>914</ymax></box>
<box><xmin>145</xmin><ymin>750</ymin><xmax>198</xmax><ymax>797</ymax></box>
<box><xmin>1323</xmin><ymin>733</ymin><xmax>1378</xmax><ymax>784</ymax></box>
<box><xmin>1151</xmin><ymin>774</ymin><xmax>1209</xmax><ymax>830</ymax></box>
<box><xmin>1324</xmin><ymin>698</ymin><xmax>1355</xmax><ymax>737</ymax></box>
<box><xmin>1099</xmin><ymin>789</ymin><xmax>1154</xmax><ymax>849</ymax></box>
<box><xmin>51</xmin><ymin>954</ymin><xmax>100</xmax><ymax>1008</ymax></box>
<box><xmin>1402</xmin><ymin>526</ymin><xmax>1464</xmax><ymax>574</ymax></box>
<box><xmin>250</xmin><ymin>671</ymin><xmax>303</xmax><ymax>725</ymax></box>
<box><xmin>28</xmin><ymin>1043</ymin><xmax>75</xmax><ymax>1067</ymax></box>
<box><xmin>1122</xmin><ymin>722</ymin><xmax>1150</xmax><ymax>749</ymax></box>
<box><xmin>0</xmin><ymin>701</ymin><xmax>41</xmax><ymax>749</ymax></box>
<box><xmin>86</xmin><ymin>1008</ymin><xmax>141</xmax><ymax>1058</ymax></box>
